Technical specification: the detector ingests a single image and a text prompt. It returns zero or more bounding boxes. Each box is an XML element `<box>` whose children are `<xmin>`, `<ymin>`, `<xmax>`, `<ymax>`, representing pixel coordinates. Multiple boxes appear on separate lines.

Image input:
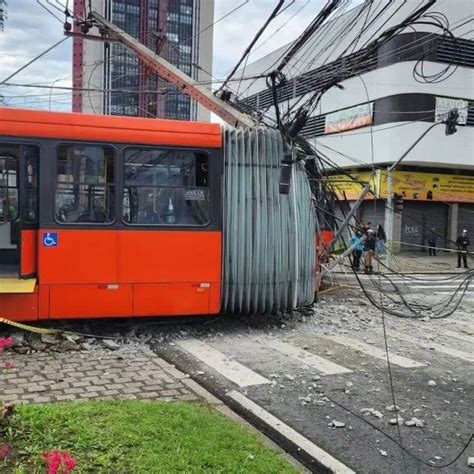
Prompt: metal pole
<box><xmin>385</xmin><ymin>169</ymin><xmax>394</xmax><ymax>268</ymax></box>
<box><xmin>322</xmin><ymin>184</ymin><xmax>371</xmax><ymax>258</ymax></box>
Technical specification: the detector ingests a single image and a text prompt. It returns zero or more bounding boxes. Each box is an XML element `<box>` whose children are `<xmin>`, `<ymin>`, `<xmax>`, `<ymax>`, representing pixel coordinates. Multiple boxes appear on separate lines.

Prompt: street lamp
<box><xmin>384</xmin><ymin>109</ymin><xmax>460</xmax><ymax>268</ymax></box>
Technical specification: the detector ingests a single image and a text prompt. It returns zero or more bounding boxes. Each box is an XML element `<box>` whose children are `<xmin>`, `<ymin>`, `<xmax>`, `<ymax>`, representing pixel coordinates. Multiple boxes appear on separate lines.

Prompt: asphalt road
<box><xmin>152</xmin><ymin>273</ymin><xmax>473</xmax><ymax>473</ymax></box>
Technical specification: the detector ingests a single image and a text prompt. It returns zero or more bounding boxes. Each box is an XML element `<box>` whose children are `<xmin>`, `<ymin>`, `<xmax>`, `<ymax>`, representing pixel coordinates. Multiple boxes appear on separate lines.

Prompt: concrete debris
<box><xmin>313</xmin><ymin>375</ymin><xmax>321</xmax><ymax>381</ymax></box>
<box><xmin>361</xmin><ymin>408</ymin><xmax>383</xmax><ymax>419</ymax></box>
<box><xmin>331</xmin><ymin>420</ymin><xmax>346</xmax><ymax>428</ymax></box>
<box><xmin>428</xmin><ymin>380</ymin><xmax>437</xmax><ymax>387</ymax></box>
<box><xmin>385</xmin><ymin>404</ymin><xmax>399</xmax><ymax>412</ymax></box>
<box><xmin>285</xmin><ymin>374</ymin><xmax>295</xmax><ymax>381</ymax></box>
<box><xmin>434</xmin><ymin>456</ymin><xmax>442</xmax><ymax>461</ymax></box>
<box><xmin>345</xmin><ymin>381</ymin><xmax>353</xmax><ymax>388</ymax></box>
<box><xmin>389</xmin><ymin>417</ymin><xmax>404</xmax><ymax>425</ymax></box>
<box><xmin>467</xmin><ymin>457</ymin><xmax>474</xmax><ymax>467</ymax></box>
<box><xmin>195</xmin><ymin>371</ymin><xmax>205</xmax><ymax>376</ymax></box>
<box><xmin>404</xmin><ymin>417</ymin><xmax>425</xmax><ymax>428</ymax></box>
<box><xmin>102</xmin><ymin>339</ymin><xmax>121</xmax><ymax>350</ymax></box>
<box><xmin>379</xmin><ymin>449</ymin><xmax>388</xmax><ymax>457</ymax></box>
<box><xmin>40</xmin><ymin>334</ymin><xmax>57</xmax><ymax>345</ymax></box>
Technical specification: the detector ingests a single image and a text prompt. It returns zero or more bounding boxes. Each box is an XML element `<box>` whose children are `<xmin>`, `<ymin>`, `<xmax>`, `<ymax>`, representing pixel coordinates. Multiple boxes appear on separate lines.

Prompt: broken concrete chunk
<box><xmin>102</xmin><ymin>339</ymin><xmax>121</xmax><ymax>350</ymax></box>
<box><xmin>405</xmin><ymin>417</ymin><xmax>425</xmax><ymax>428</ymax></box>
<box><xmin>379</xmin><ymin>449</ymin><xmax>388</xmax><ymax>457</ymax></box>
<box><xmin>428</xmin><ymin>380</ymin><xmax>437</xmax><ymax>387</ymax></box>
<box><xmin>385</xmin><ymin>404</ymin><xmax>399</xmax><ymax>412</ymax></box>
<box><xmin>389</xmin><ymin>417</ymin><xmax>404</xmax><ymax>425</ymax></box>
<box><xmin>361</xmin><ymin>408</ymin><xmax>383</xmax><ymax>418</ymax></box>
<box><xmin>467</xmin><ymin>457</ymin><xmax>474</xmax><ymax>467</ymax></box>
<box><xmin>40</xmin><ymin>334</ymin><xmax>57</xmax><ymax>345</ymax></box>
<box><xmin>285</xmin><ymin>374</ymin><xmax>295</xmax><ymax>381</ymax></box>
<box><xmin>331</xmin><ymin>420</ymin><xmax>345</xmax><ymax>428</ymax></box>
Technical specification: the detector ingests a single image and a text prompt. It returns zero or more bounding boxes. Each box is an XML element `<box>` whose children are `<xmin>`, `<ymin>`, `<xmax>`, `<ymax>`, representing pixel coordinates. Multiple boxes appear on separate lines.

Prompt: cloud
<box><xmin>0</xmin><ymin>0</ymin><xmax>327</xmax><ymax>112</ymax></box>
<box><xmin>0</xmin><ymin>0</ymin><xmax>71</xmax><ymax>110</ymax></box>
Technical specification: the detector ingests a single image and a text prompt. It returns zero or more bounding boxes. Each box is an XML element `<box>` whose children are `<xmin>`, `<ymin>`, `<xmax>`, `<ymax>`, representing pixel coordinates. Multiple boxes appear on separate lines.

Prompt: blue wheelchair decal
<box><xmin>43</xmin><ymin>232</ymin><xmax>58</xmax><ymax>247</ymax></box>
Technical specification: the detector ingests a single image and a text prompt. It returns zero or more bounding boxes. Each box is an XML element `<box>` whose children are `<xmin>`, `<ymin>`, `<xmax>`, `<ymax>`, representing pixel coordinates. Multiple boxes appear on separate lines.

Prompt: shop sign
<box><xmin>329</xmin><ymin>171</ymin><xmax>474</xmax><ymax>203</ymax></box>
<box><xmin>435</xmin><ymin>97</ymin><xmax>468</xmax><ymax>125</ymax></box>
<box><xmin>325</xmin><ymin>103</ymin><xmax>373</xmax><ymax>134</ymax></box>
<box><xmin>327</xmin><ymin>171</ymin><xmax>380</xmax><ymax>200</ymax></box>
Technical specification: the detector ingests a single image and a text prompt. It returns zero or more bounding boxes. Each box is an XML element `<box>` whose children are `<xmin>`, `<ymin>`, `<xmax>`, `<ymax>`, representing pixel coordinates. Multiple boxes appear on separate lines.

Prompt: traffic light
<box><xmin>445</xmin><ymin>108</ymin><xmax>459</xmax><ymax>136</ymax></box>
<box><xmin>394</xmin><ymin>193</ymin><xmax>404</xmax><ymax>213</ymax></box>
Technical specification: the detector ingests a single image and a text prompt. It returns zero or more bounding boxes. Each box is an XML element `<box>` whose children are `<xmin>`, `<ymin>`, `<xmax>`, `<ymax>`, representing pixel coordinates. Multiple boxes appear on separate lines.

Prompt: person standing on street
<box><xmin>376</xmin><ymin>225</ymin><xmax>386</xmax><ymax>257</ymax></box>
<box><xmin>428</xmin><ymin>226</ymin><xmax>437</xmax><ymax>257</ymax></box>
<box><xmin>364</xmin><ymin>229</ymin><xmax>376</xmax><ymax>274</ymax></box>
<box><xmin>456</xmin><ymin>229</ymin><xmax>470</xmax><ymax>269</ymax></box>
<box><xmin>350</xmin><ymin>230</ymin><xmax>364</xmax><ymax>271</ymax></box>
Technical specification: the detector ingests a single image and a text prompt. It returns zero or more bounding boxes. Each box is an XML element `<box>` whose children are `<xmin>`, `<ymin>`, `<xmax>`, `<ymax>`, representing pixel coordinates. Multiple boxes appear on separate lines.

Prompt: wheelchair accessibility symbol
<box><xmin>43</xmin><ymin>232</ymin><xmax>58</xmax><ymax>247</ymax></box>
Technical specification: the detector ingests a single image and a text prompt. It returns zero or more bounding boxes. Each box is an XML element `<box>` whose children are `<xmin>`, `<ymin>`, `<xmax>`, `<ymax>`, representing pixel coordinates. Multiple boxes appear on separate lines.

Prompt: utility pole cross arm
<box><xmin>90</xmin><ymin>12</ymin><xmax>256</xmax><ymax>128</ymax></box>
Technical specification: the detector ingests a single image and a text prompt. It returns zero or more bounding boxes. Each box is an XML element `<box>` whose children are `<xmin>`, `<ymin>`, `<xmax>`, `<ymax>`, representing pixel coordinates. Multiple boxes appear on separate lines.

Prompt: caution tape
<box><xmin>0</xmin><ymin>317</ymin><xmax>59</xmax><ymax>335</ymax></box>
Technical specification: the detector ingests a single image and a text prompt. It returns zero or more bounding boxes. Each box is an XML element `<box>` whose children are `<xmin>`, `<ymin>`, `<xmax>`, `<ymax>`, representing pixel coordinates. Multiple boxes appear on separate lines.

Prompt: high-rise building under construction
<box><xmin>73</xmin><ymin>0</ymin><xmax>214</xmax><ymax>121</ymax></box>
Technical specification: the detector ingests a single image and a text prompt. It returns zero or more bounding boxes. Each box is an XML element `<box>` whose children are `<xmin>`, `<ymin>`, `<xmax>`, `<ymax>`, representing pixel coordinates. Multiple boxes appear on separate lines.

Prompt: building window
<box><xmin>55</xmin><ymin>145</ymin><xmax>115</xmax><ymax>224</ymax></box>
<box><xmin>123</xmin><ymin>147</ymin><xmax>210</xmax><ymax>226</ymax></box>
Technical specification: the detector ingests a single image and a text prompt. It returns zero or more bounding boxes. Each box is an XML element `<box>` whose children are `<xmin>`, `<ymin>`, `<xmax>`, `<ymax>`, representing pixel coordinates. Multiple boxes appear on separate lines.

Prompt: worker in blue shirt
<box><xmin>350</xmin><ymin>230</ymin><xmax>365</xmax><ymax>271</ymax></box>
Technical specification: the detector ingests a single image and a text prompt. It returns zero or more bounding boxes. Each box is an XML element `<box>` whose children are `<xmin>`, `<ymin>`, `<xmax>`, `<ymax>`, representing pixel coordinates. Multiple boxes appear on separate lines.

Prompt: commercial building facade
<box><xmin>237</xmin><ymin>1</ymin><xmax>474</xmax><ymax>252</ymax></box>
<box><xmin>73</xmin><ymin>0</ymin><xmax>214</xmax><ymax>122</ymax></box>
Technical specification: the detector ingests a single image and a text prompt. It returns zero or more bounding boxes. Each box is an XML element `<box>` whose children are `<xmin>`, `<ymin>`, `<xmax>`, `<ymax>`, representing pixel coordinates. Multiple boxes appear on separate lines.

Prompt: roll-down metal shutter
<box><xmin>401</xmin><ymin>202</ymin><xmax>448</xmax><ymax>252</ymax></box>
<box><xmin>458</xmin><ymin>204</ymin><xmax>474</xmax><ymax>237</ymax></box>
<box><xmin>361</xmin><ymin>200</ymin><xmax>386</xmax><ymax>231</ymax></box>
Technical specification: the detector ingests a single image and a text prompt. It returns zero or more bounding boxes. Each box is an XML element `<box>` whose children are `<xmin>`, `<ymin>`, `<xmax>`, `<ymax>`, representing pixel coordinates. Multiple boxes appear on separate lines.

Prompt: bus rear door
<box><xmin>0</xmin><ymin>144</ymin><xmax>38</xmax><ymax>319</ymax></box>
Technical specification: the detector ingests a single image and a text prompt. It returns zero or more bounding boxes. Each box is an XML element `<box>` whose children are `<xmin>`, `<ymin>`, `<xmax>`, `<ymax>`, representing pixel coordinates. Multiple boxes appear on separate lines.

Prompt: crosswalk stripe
<box><xmin>228</xmin><ymin>390</ymin><xmax>355</xmax><ymax>474</ymax></box>
<box><xmin>322</xmin><ymin>335</ymin><xmax>426</xmax><ymax>369</ymax></box>
<box><xmin>388</xmin><ymin>331</ymin><xmax>474</xmax><ymax>363</ymax></box>
<box><xmin>177</xmin><ymin>339</ymin><xmax>270</xmax><ymax>388</ymax></box>
<box><xmin>262</xmin><ymin>338</ymin><xmax>352</xmax><ymax>375</ymax></box>
<box><xmin>439</xmin><ymin>329</ymin><xmax>474</xmax><ymax>345</ymax></box>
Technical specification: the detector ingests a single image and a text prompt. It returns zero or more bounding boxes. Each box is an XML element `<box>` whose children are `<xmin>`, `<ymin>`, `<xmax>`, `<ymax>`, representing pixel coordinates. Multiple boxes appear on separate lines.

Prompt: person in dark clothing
<box><xmin>364</xmin><ymin>229</ymin><xmax>376</xmax><ymax>274</ymax></box>
<box><xmin>428</xmin><ymin>226</ymin><xmax>437</xmax><ymax>257</ymax></box>
<box><xmin>456</xmin><ymin>229</ymin><xmax>470</xmax><ymax>269</ymax></box>
<box><xmin>350</xmin><ymin>230</ymin><xmax>364</xmax><ymax>271</ymax></box>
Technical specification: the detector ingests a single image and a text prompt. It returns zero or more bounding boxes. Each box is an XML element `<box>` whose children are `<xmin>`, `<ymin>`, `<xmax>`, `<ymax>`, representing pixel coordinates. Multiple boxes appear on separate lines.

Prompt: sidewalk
<box><xmin>0</xmin><ymin>344</ymin><xmax>201</xmax><ymax>405</ymax></box>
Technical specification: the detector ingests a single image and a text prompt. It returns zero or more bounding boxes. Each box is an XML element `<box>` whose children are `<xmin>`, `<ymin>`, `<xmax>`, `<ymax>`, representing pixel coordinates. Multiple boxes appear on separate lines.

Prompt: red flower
<box><xmin>43</xmin><ymin>451</ymin><xmax>77</xmax><ymax>474</ymax></box>
<box><xmin>0</xmin><ymin>443</ymin><xmax>10</xmax><ymax>461</ymax></box>
<box><xmin>0</xmin><ymin>337</ymin><xmax>13</xmax><ymax>348</ymax></box>
<box><xmin>4</xmin><ymin>361</ymin><xmax>14</xmax><ymax>369</ymax></box>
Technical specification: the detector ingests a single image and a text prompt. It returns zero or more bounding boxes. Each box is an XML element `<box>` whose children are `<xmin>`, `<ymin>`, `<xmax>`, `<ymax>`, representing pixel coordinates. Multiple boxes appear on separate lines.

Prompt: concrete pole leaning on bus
<box><xmin>456</xmin><ymin>229</ymin><xmax>470</xmax><ymax>269</ymax></box>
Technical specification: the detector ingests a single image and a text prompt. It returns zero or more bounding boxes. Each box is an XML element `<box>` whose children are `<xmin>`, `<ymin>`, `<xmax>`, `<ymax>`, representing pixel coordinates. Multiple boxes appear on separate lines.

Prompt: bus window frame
<box><xmin>121</xmin><ymin>145</ymin><xmax>212</xmax><ymax>228</ymax></box>
<box><xmin>53</xmin><ymin>142</ymin><xmax>118</xmax><ymax>227</ymax></box>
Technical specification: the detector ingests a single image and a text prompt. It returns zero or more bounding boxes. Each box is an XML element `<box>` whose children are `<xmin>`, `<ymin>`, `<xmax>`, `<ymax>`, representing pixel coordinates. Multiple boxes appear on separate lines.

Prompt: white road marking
<box><xmin>177</xmin><ymin>339</ymin><xmax>270</xmax><ymax>388</ymax></box>
<box><xmin>426</xmin><ymin>328</ymin><xmax>474</xmax><ymax>345</ymax></box>
<box><xmin>408</xmin><ymin>285</ymin><xmax>472</xmax><ymax>290</ymax></box>
<box><xmin>228</xmin><ymin>390</ymin><xmax>355</xmax><ymax>474</ymax></box>
<box><xmin>388</xmin><ymin>331</ymin><xmax>474</xmax><ymax>363</ymax></box>
<box><xmin>323</xmin><ymin>335</ymin><xmax>426</xmax><ymax>369</ymax></box>
<box><xmin>263</xmin><ymin>338</ymin><xmax>352</xmax><ymax>375</ymax></box>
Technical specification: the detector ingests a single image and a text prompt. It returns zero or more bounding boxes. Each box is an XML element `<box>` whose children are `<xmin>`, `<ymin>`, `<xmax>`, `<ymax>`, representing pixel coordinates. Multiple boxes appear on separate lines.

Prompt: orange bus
<box><xmin>1</xmin><ymin>108</ymin><xmax>325</xmax><ymax>322</ymax></box>
<box><xmin>0</xmin><ymin>108</ymin><xmax>223</xmax><ymax>321</ymax></box>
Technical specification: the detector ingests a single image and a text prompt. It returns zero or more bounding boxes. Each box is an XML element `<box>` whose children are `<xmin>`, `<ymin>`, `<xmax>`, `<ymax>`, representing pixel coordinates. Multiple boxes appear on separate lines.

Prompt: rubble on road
<box><xmin>404</xmin><ymin>417</ymin><xmax>425</xmax><ymax>428</ymax></box>
<box><xmin>361</xmin><ymin>408</ymin><xmax>383</xmax><ymax>419</ymax></box>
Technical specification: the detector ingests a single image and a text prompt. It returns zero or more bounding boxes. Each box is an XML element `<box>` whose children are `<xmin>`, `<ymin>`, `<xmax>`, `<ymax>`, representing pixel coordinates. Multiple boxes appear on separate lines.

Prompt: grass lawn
<box><xmin>2</xmin><ymin>400</ymin><xmax>299</xmax><ymax>473</ymax></box>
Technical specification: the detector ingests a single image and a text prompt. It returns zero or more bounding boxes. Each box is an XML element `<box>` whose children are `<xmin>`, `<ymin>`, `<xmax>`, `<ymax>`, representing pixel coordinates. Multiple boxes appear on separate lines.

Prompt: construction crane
<box><xmin>78</xmin><ymin>12</ymin><xmax>256</xmax><ymax>129</ymax></box>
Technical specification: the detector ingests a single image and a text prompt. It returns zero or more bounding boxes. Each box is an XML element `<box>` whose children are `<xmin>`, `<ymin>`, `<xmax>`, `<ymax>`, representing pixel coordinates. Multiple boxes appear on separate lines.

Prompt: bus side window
<box><xmin>122</xmin><ymin>147</ymin><xmax>210</xmax><ymax>226</ymax></box>
<box><xmin>55</xmin><ymin>145</ymin><xmax>115</xmax><ymax>224</ymax></box>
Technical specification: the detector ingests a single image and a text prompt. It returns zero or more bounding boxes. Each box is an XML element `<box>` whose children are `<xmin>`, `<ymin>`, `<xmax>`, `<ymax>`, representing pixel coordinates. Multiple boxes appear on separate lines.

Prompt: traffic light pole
<box><xmin>384</xmin><ymin>121</ymin><xmax>443</xmax><ymax>268</ymax></box>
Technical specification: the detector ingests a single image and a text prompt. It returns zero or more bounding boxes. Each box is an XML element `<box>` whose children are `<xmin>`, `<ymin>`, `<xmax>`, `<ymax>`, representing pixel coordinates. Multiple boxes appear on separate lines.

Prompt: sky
<box><xmin>0</xmin><ymin>0</ymin><xmax>327</xmax><ymax>113</ymax></box>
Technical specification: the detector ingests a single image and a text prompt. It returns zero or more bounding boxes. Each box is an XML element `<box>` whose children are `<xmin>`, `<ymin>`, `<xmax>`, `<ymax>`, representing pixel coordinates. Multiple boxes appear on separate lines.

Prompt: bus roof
<box><xmin>0</xmin><ymin>108</ymin><xmax>222</xmax><ymax>149</ymax></box>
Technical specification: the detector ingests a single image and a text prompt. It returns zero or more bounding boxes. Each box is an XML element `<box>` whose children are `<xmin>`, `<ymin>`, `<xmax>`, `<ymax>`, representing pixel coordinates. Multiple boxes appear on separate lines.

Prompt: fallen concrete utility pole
<box><xmin>88</xmin><ymin>11</ymin><xmax>256</xmax><ymax>128</ymax></box>
<box><xmin>320</xmin><ymin>184</ymin><xmax>371</xmax><ymax>260</ymax></box>
<box><xmin>316</xmin><ymin>236</ymin><xmax>366</xmax><ymax>285</ymax></box>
